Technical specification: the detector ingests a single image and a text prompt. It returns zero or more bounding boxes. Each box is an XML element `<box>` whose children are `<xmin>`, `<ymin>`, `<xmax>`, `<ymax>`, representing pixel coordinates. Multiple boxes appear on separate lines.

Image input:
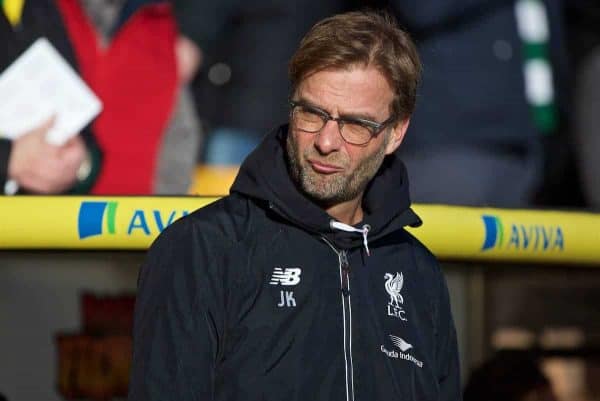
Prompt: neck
<box><xmin>325</xmin><ymin>197</ymin><xmax>364</xmax><ymax>225</ymax></box>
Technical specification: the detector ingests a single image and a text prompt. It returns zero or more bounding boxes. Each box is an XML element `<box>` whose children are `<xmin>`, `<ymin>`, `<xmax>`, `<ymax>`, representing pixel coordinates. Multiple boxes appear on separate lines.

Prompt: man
<box><xmin>129</xmin><ymin>11</ymin><xmax>461</xmax><ymax>401</ymax></box>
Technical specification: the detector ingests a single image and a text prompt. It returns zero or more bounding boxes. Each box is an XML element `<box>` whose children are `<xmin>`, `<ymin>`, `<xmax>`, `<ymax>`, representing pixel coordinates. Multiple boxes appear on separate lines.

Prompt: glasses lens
<box><xmin>293</xmin><ymin>107</ymin><xmax>324</xmax><ymax>133</ymax></box>
<box><xmin>340</xmin><ymin>122</ymin><xmax>373</xmax><ymax>145</ymax></box>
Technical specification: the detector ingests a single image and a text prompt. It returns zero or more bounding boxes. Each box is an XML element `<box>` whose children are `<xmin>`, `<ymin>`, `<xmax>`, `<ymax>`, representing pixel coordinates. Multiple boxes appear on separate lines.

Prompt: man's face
<box><xmin>287</xmin><ymin>66</ymin><xmax>408</xmax><ymax>206</ymax></box>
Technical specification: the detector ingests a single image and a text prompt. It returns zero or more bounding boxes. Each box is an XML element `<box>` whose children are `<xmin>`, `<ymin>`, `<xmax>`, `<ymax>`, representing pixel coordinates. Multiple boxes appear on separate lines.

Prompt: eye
<box><xmin>293</xmin><ymin>107</ymin><xmax>325</xmax><ymax>132</ymax></box>
<box><xmin>340</xmin><ymin>121</ymin><xmax>374</xmax><ymax>144</ymax></box>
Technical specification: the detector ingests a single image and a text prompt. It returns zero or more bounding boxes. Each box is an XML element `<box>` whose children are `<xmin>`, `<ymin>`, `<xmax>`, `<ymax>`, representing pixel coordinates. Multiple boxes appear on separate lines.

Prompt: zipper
<box><xmin>322</xmin><ymin>238</ymin><xmax>355</xmax><ymax>401</ymax></box>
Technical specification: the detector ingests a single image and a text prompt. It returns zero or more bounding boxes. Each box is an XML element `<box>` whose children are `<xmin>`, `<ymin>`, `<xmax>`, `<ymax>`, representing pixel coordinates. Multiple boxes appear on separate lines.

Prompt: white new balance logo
<box><xmin>270</xmin><ymin>267</ymin><xmax>302</xmax><ymax>286</ymax></box>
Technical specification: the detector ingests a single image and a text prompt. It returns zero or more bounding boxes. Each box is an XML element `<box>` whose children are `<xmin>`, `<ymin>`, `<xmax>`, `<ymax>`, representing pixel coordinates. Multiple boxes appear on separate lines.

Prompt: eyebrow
<box><xmin>296</xmin><ymin>97</ymin><xmax>380</xmax><ymax>123</ymax></box>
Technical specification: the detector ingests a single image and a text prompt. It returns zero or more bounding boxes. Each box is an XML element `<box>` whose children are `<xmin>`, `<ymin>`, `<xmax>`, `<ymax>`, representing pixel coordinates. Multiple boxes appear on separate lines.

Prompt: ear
<box><xmin>384</xmin><ymin>118</ymin><xmax>410</xmax><ymax>155</ymax></box>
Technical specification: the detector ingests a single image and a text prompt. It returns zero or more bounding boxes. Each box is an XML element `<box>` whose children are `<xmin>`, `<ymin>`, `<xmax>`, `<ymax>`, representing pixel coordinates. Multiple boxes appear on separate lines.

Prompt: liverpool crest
<box><xmin>385</xmin><ymin>272</ymin><xmax>407</xmax><ymax>321</ymax></box>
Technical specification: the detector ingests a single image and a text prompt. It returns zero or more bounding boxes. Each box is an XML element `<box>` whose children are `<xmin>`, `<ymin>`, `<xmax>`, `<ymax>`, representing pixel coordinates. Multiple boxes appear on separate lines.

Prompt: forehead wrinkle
<box><xmin>297</xmin><ymin>68</ymin><xmax>391</xmax><ymax>121</ymax></box>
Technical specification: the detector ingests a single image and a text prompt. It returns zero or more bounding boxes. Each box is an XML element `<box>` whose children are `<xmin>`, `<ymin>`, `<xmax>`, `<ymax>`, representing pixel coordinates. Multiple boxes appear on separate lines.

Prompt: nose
<box><xmin>314</xmin><ymin>120</ymin><xmax>343</xmax><ymax>154</ymax></box>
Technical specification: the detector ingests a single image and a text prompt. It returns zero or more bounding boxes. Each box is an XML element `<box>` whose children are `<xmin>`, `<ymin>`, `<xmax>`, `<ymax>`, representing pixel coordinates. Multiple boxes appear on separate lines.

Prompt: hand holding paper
<box><xmin>8</xmin><ymin>116</ymin><xmax>86</xmax><ymax>193</ymax></box>
<box><xmin>0</xmin><ymin>37</ymin><xmax>102</xmax><ymax>145</ymax></box>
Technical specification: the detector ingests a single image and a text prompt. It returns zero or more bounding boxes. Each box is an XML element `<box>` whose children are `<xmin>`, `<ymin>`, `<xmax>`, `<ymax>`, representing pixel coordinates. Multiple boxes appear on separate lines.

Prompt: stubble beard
<box><xmin>286</xmin><ymin>130</ymin><xmax>389</xmax><ymax>206</ymax></box>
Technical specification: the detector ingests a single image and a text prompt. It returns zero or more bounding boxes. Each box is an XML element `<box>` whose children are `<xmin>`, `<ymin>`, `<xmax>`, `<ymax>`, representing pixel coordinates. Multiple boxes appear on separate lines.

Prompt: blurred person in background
<box><xmin>178</xmin><ymin>0</ymin><xmax>576</xmax><ymax>209</ymax></box>
<box><xmin>0</xmin><ymin>0</ymin><xmax>102</xmax><ymax>195</ymax></box>
<box><xmin>385</xmin><ymin>0</ymin><xmax>570</xmax><ymax>207</ymax></box>
<box><xmin>58</xmin><ymin>0</ymin><xmax>201</xmax><ymax>194</ymax></box>
<box><xmin>174</xmin><ymin>0</ymin><xmax>345</xmax><ymax>165</ymax></box>
<box><xmin>1</xmin><ymin>0</ymin><xmax>202</xmax><ymax>196</ymax></box>
<box><xmin>464</xmin><ymin>351</ymin><xmax>558</xmax><ymax>401</ymax></box>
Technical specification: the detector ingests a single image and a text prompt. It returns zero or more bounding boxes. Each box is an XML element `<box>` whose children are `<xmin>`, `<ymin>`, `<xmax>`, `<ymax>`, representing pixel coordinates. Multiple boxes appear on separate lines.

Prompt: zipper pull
<box><xmin>340</xmin><ymin>250</ymin><xmax>350</xmax><ymax>271</ymax></box>
<box><xmin>340</xmin><ymin>250</ymin><xmax>351</xmax><ymax>297</ymax></box>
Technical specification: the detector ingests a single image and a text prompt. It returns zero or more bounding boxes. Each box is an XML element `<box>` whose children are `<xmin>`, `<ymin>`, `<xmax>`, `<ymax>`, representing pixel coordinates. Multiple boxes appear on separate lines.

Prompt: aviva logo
<box><xmin>78</xmin><ymin>201</ymin><xmax>118</xmax><ymax>239</ymax></box>
<box><xmin>77</xmin><ymin>200</ymin><xmax>190</xmax><ymax>239</ymax></box>
<box><xmin>481</xmin><ymin>214</ymin><xmax>564</xmax><ymax>252</ymax></box>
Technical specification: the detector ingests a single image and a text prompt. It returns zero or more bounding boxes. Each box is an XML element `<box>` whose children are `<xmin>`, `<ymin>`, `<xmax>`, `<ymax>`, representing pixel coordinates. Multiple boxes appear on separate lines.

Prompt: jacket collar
<box><xmin>231</xmin><ymin>125</ymin><xmax>421</xmax><ymax>250</ymax></box>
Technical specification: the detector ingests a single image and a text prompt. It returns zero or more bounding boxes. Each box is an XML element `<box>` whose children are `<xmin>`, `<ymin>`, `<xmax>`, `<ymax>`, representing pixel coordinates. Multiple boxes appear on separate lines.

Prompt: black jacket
<box><xmin>129</xmin><ymin>125</ymin><xmax>461</xmax><ymax>401</ymax></box>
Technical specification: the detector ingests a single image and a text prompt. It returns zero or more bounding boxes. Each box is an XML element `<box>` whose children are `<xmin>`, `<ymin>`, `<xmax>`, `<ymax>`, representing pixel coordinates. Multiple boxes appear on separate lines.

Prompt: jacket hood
<box><xmin>230</xmin><ymin>125</ymin><xmax>421</xmax><ymax>250</ymax></box>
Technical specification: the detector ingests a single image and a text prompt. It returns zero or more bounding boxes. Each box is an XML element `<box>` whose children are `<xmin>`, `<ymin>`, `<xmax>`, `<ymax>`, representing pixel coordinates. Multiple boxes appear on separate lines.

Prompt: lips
<box><xmin>308</xmin><ymin>159</ymin><xmax>343</xmax><ymax>174</ymax></box>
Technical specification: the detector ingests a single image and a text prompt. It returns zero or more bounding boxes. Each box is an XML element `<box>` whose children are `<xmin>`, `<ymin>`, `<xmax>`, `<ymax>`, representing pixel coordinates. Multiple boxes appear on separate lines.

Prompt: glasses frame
<box><xmin>289</xmin><ymin>100</ymin><xmax>396</xmax><ymax>146</ymax></box>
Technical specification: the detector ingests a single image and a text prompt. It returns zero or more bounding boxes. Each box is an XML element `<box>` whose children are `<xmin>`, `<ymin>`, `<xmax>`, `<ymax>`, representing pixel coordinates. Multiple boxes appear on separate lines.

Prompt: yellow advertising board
<box><xmin>406</xmin><ymin>205</ymin><xmax>600</xmax><ymax>265</ymax></box>
<box><xmin>1</xmin><ymin>197</ymin><xmax>599</xmax><ymax>265</ymax></box>
<box><xmin>0</xmin><ymin>196</ymin><xmax>218</xmax><ymax>250</ymax></box>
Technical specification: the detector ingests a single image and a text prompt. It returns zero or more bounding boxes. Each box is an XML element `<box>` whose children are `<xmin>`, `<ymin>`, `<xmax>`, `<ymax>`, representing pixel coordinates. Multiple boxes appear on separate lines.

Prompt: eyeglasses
<box><xmin>289</xmin><ymin>100</ymin><xmax>396</xmax><ymax>146</ymax></box>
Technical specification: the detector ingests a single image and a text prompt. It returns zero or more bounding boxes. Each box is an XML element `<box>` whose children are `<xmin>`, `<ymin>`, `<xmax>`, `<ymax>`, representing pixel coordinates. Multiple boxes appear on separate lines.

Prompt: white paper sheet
<box><xmin>0</xmin><ymin>38</ymin><xmax>102</xmax><ymax>145</ymax></box>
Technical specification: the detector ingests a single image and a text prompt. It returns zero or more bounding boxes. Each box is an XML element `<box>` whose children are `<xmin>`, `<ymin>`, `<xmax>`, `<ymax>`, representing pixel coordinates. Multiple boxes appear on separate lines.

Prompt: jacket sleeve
<box><xmin>0</xmin><ymin>138</ymin><xmax>12</xmax><ymax>194</ymax></box>
<box><xmin>413</xmin><ymin>241</ymin><xmax>462</xmax><ymax>401</ymax></box>
<box><xmin>434</xmin><ymin>270</ymin><xmax>462</xmax><ymax>401</ymax></box>
<box><xmin>128</xmin><ymin>217</ymin><xmax>226</xmax><ymax>400</ymax></box>
<box><xmin>68</xmin><ymin>126</ymin><xmax>103</xmax><ymax>194</ymax></box>
<box><xmin>0</xmin><ymin>132</ymin><xmax>102</xmax><ymax>195</ymax></box>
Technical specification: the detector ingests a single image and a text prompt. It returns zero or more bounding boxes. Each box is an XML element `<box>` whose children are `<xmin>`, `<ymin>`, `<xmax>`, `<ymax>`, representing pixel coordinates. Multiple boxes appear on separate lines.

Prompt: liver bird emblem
<box><xmin>384</xmin><ymin>272</ymin><xmax>404</xmax><ymax>307</ymax></box>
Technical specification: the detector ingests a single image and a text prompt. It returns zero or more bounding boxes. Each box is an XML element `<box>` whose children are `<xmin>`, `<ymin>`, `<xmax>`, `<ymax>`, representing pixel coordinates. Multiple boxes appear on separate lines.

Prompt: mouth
<box><xmin>308</xmin><ymin>159</ymin><xmax>343</xmax><ymax>174</ymax></box>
